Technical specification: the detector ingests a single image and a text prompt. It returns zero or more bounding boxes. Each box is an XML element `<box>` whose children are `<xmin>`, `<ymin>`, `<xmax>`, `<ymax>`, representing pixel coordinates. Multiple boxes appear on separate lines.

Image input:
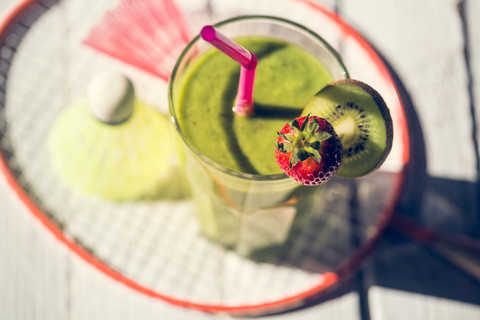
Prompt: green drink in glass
<box><xmin>169</xmin><ymin>16</ymin><xmax>348</xmax><ymax>256</ymax></box>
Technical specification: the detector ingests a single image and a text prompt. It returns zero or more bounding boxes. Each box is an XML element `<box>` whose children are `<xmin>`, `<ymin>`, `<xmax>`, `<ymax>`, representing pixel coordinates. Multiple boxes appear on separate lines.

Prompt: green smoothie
<box><xmin>171</xmin><ymin>27</ymin><xmax>345</xmax><ymax>256</ymax></box>
<box><xmin>177</xmin><ymin>36</ymin><xmax>333</xmax><ymax>175</ymax></box>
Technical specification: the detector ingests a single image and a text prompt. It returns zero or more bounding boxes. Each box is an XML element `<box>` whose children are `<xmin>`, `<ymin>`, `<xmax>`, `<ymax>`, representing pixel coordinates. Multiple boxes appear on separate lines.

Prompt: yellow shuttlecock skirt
<box><xmin>48</xmin><ymin>99</ymin><xmax>184</xmax><ymax>201</ymax></box>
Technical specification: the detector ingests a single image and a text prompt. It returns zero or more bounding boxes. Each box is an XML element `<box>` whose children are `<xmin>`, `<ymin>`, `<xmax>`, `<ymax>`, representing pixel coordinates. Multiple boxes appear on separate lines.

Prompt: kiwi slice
<box><xmin>302</xmin><ymin>79</ymin><xmax>393</xmax><ymax>177</ymax></box>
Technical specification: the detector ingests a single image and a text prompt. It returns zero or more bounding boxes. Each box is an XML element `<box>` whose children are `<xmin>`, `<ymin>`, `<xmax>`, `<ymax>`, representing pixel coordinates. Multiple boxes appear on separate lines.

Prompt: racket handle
<box><xmin>390</xmin><ymin>215</ymin><xmax>480</xmax><ymax>281</ymax></box>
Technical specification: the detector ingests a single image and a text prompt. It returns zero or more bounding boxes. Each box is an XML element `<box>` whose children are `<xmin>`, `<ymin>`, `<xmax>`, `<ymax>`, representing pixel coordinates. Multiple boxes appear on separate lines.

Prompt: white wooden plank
<box><xmin>369</xmin><ymin>287</ymin><xmax>480</xmax><ymax>320</ymax></box>
<box><xmin>70</xmin><ymin>253</ymin><xmax>361</xmax><ymax>320</ymax></box>
<box><xmin>0</xmin><ymin>176</ymin><xmax>70</xmax><ymax>320</ymax></box>
<box><xmin>341</xmin><ymin>0</ymin><xmax>476</xmax><ymax>182</ymax></box>
<box><xmin>0</xmin><ymin>0</ymin><xmax>18</xmax><ymax>17</ymax></box>
<box><xmin>469</xmin><ymin>0</ymin><xmax>480</xmax><ymax>154</ymax></box>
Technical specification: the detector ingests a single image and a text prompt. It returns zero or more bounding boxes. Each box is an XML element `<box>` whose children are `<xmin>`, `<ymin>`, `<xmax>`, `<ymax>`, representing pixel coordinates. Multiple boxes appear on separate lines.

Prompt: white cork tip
<box><xmin>87</xmin><ymin>72</ymin><xmax>135</xmax><ymax>124</ymax></box>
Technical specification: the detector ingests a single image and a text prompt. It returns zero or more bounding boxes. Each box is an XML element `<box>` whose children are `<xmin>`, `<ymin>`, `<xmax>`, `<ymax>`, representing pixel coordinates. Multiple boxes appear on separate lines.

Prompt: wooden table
<box><xmin>1</xmin><ymin>0</ymin><xmax>479</xmax><ymax>319</ymax></box>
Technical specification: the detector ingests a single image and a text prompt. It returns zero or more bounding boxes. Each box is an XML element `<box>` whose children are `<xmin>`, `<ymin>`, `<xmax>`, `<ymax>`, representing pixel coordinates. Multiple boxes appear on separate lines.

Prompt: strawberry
<box><xmin>275</xmin><ymin>114</ymin><xmax>342</xmax><ymax>185</ymax></box>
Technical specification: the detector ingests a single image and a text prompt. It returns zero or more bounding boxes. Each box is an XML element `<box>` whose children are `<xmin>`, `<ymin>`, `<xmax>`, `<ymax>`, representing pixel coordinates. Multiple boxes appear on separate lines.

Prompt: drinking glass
<box><xmin>169</xmin><ymin>16</ymin><xmax>348</xmax><ymax>256</ymax></box>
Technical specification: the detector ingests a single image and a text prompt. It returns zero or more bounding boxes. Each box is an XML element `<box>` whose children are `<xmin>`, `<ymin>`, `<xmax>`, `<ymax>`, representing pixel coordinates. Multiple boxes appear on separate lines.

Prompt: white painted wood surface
<box><xmin>343</xmin><ymin>0</ymin><xmax>475</xmax><ymax>181</ymax></box>
<box><xmin>1</xmin><ymin>0</ymin><xmax>479</xmax><ymax>319</ymax></box>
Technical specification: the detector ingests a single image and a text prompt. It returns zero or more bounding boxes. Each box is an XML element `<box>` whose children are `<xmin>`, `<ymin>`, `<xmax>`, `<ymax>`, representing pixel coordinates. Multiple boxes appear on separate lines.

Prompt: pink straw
<box><xmin>201</xmin><ymin>25</ymin><xmax>257</xmax><ymax>115</ymax></box>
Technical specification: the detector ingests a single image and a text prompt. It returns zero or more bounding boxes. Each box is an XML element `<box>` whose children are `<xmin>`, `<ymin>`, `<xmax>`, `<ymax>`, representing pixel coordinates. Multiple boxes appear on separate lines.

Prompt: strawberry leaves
<box><xmin>275</xmin><ymin>114</ymin><xmax>332</xmax><ymax>168</ymax></box>
<box><xmin>275</xmin><ymin>115</ymin><xmax>343</xmax><ymax>186</ymax></box>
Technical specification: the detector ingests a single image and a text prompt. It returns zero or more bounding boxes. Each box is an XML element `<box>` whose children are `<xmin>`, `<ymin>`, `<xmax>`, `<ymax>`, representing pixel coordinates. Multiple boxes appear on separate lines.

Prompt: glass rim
<box><xmin>168</xmin><ymin>15</ymin><xmax>349</xmax><ymax>182</ymax></box>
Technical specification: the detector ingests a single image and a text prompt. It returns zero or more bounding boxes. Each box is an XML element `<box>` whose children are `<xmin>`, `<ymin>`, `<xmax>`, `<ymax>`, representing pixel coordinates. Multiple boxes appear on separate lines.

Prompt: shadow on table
<box><xmin>368</xmin><ymin>44</ymin><xmax>480</xmax><ymax>306</ymax></box>
<box><xmin>369</xmin><ymin>43</ymin><xmax>480</xmax><ymax>306</ymax></box>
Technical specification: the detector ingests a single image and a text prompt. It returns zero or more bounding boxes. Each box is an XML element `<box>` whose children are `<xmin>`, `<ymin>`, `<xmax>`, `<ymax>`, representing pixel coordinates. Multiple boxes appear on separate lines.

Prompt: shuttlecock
<box><xmin>83</xmin><ymin>0</ymin><xmax>192</xmax><ymax>81</ymax></box>
<box><xmin>48</xmin><ymin>71</ymin><xmax>187</xmax><ymax>201</ymax></box>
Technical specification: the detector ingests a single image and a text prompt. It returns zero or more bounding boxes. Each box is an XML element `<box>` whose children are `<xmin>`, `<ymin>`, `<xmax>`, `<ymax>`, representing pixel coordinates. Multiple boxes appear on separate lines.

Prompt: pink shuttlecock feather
<box><xmin>83</xmin><ymin>0</ymin><xmax>192</xmax><ymax>81</ymax></box>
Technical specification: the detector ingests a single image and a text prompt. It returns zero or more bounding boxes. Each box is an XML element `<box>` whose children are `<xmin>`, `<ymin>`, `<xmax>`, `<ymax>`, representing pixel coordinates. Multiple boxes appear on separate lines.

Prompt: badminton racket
<box><xmin>0</xmin><ymin>0</ymin><xmax>410</xmax><ymax>316</ymax></box>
